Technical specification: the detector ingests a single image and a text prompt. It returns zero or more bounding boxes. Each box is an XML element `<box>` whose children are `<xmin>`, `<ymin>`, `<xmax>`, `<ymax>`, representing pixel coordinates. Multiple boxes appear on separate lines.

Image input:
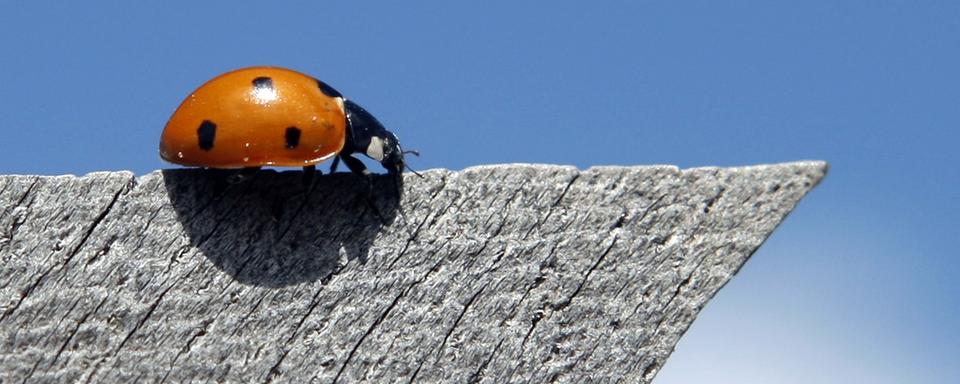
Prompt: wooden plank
<box><xmin>0</xmin><ymin>162</ymin><xmax>826</xmax><ymax>383</ymax></box>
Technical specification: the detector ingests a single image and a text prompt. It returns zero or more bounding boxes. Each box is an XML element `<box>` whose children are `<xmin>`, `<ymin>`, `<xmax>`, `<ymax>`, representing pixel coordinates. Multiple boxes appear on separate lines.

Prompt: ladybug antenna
<box><xmin>401</xmin><ymin>149</ymin><xmax>424</xmax><ymax>178</ymax></box>
<box><xmin>405</xmin><ymin>164</ymin><xmax>424</xmax><ymax>179</ymax></box>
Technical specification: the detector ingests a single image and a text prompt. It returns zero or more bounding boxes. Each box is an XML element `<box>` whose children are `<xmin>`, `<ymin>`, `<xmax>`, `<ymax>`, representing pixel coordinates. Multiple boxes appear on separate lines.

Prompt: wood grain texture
<box><xmin>0</xmin><ymin>162</ymin><xmax>826</xmax><ymax>383</ymax></box>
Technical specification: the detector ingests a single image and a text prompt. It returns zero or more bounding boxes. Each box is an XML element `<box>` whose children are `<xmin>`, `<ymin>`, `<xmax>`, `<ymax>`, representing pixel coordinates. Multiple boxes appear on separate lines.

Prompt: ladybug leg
<box><xmin>301</xmin><ymin>165</ymin><xmax>318</xmax><ymax>190</ymax></box>
<box><xmin>341</xmin><ymin>153</ymin><xmax>391</xmax><ymax>223</ymax></box>
<box><xmin>341</xmin><ymin>154</ymin><xmax>374</xmax><ymax>195</ymax></box>
<box><xmin>329</xmin><ymin>156</ymin><xmax>341</xmax><ymax>174</ymax></box>
<box><xmin>341</xmin><ymin>154</ymin><xmax>376</xmax><ymax>196</ymax></box>
<box><xmin>341</xmin><ymin>154</ymin><xmax>371</xmax><ymax>177</ymax></box>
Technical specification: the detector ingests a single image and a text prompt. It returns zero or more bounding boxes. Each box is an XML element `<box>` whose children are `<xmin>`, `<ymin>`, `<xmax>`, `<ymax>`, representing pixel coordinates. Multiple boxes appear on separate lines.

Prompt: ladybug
<box><xmin>159</xmin><ymin>66</ymin><xmax>410</xmax><ymax>180</ymax></box>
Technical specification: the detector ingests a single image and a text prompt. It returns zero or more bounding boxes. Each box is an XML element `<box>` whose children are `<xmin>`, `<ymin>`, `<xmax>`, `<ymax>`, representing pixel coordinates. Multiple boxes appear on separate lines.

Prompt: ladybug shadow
<box><xmin>162</xmin><ymin>168</ymin><xmax>399</xmax><ymax>287</ymax></box>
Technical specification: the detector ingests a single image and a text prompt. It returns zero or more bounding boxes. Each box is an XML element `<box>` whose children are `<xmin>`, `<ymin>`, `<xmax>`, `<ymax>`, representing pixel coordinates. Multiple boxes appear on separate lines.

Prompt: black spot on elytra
<box><xmin>285</xmin><ymin>126</ymin><xmax>302</xmax><ymax>149</ymax></box>
<box><xmin>252</xmin><ymin>76</ymin><xmax>274</xmax><ymax>90</ymax></box>
<box><xmin>316</xmin><ymin>79</ymin><xmax>343</xmax><ymax>98</ymax></box>
<box><xmin>197</xmin><ymin>120</ymin><xmax>217</xmax><ymax>151</ymax></box>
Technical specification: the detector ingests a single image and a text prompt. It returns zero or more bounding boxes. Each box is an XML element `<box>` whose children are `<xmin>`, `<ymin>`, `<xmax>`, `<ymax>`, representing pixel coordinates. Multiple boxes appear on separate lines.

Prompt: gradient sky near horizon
<box><xmin>2</xmin><ymin>2</ymin><xmax>958</xmax><ymax>382</ymax></box>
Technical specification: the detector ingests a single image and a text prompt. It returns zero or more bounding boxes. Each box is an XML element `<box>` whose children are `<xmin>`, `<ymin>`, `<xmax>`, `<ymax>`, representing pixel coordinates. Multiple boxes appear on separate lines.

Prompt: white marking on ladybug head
<box><xmin>366</xmin><ymin>136</ymin><xmax>385</xmax><ymax>161</ymax></box>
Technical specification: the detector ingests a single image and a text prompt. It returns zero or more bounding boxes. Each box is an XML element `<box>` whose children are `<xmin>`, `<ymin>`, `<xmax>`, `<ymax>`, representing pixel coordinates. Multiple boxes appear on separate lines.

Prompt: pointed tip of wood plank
<box><xmin>0</xmin><ymin>161</ymin><xmax>825</xmax><ymax>383</ymax></box>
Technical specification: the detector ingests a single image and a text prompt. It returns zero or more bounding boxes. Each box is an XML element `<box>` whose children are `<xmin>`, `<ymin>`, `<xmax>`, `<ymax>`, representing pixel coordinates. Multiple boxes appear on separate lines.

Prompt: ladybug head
<box><xmin>371</xmin><ymin>130</ymin><xmax>405</xmax><ymax>175</ymax></box>
<box><xmin>344</xmin><ymin>100</ymin><xmax>411</xmax><ymax>175</ymax></box>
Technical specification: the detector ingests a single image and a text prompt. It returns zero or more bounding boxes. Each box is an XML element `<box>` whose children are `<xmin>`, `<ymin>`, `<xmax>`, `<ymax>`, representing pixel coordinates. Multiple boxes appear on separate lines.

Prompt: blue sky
<box><xmin>2</xmin><ymin>1</ymin><xmax>957</xmax><ymax>382</ymax></box>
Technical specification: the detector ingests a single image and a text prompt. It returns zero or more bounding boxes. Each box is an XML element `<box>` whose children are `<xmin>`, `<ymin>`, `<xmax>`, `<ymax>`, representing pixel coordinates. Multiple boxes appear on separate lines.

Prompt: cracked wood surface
<box><xmin>0</xmin><ymin>162</ymin><xmax>826</xmax><ymax>383</ymax></box>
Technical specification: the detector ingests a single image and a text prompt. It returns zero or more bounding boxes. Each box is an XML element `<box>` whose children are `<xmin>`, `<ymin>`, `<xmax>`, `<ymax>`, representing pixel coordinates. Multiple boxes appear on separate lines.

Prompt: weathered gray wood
<box><xmin>0</xmin><ymin>162</ymin><xmax>826</xmax><ymax>383</ymax></box>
